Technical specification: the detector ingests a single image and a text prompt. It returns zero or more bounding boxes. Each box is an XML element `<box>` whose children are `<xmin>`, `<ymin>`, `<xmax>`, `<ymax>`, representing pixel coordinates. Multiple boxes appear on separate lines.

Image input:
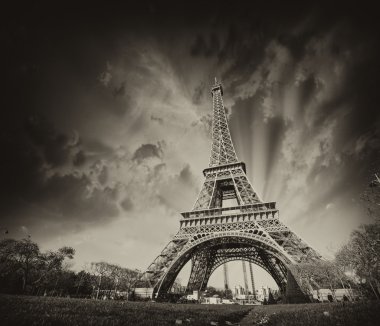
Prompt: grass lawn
<box><xmin>240</xmin><ymin>301</ymin><xmax>380</xmax><ymax>326</ymax></box>
<box><xmin>1</xmin><ymin>295</ymin><xmax>379</xmax><ymax>326</ymax></box>
<box><xmin>0</xmin><ymin>294</ymin><xmax>251</xmax><ymax>326</ymax></box>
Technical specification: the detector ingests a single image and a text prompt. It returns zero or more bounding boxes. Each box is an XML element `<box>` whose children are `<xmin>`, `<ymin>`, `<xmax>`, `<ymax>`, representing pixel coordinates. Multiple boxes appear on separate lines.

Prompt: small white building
<box><xmin>232</xmin><ymin>285</ymin><xmax>258</xmax><ymax>304</ymax></box>
<box><xmin>256</xmin><ymin>286</ymin><xmax>271</xmax><ymax>302</ymax></box>
<box><xmin>186</xmin><ymin>291</ymin><xmax>199</xmax><ymax>301</ymax></box>
<box><xmin>134</xmin><ymin>287</ymin><xmax>154</xmax><ymax>299</ymax></box>
<box><xmin>234</xmin><ymin>285</ymin><xmax>247</xmax><ymax>298</ymax></box>
<box><xmin>204</xmin><ymin>295</ymin><xmax>222</xmax><ymax>304</ymax></box>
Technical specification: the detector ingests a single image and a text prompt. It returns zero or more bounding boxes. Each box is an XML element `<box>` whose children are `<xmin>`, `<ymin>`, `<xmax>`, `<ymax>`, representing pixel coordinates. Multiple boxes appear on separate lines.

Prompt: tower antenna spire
<box><xmin>214</xmin><ymin>77</ymin><xmax>218</xmax><ymax>84</ymax></box>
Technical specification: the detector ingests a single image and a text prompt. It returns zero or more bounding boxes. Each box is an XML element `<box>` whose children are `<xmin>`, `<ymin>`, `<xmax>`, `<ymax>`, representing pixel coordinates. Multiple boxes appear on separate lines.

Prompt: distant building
<box><xmin>186</xmin><ymin>290</ymin><xmax>199</xmax><ymax>301</ymax></box>
<box><xmin>134</xmin><ymin>287</ymin><xmax>154</xmax><ymax>299</ymax></box>
<box><xmin>171</xmin><ymin>285</ymin><xmax>186</xmax><ymax>294</ymax></box>
<box><xmin>204</xmin><ymin>295</ymin><xmax>222</xmax><ymax>304</ymax></box>
<box><xmin>233</xmin><ymin>285</ymin><xmax>257</xmax><ymax>304</ymax></box>
<box><xmin>256</xmin><ymin>286</ymin><xmax>272</xmax><ymax>302</ymax></box>
<box><xmin>234</xmin><ymin>285</ymin><xmax>247</xmax><ymax>299</ymax></box>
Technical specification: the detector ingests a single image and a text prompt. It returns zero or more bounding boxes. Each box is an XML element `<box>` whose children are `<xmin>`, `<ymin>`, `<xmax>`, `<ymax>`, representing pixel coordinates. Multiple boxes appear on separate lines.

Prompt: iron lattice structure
<box><xmin>136</xmin><ymin>80</ymin><xmax>321</xmax><ymax>301</ymax></box>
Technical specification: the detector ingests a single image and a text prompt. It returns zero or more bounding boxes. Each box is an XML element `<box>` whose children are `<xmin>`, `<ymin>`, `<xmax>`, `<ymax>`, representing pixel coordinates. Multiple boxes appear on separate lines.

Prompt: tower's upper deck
<box><xmin>211</xmin><ymin>80</ymin><xmax>223</xmax><ymax>95</ymax></box>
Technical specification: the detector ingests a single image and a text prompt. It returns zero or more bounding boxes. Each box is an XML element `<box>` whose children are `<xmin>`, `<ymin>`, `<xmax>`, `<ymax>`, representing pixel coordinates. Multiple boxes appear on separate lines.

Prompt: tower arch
<box><xmin>155</xmin><ymin>233</ymin><xmax>292</xmax><ymax>297</ymax></box>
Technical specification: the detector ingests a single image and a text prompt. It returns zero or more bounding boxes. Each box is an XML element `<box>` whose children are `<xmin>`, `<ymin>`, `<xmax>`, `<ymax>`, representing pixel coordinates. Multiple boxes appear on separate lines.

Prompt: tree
<box><xmin>268</xmin><ymin>291</ymin><xmax>276</xmax><ymax>304</ymax></box>
<box><xmin>0</xmin><ymin>238</ymin><xmax>75</xmax><ymax>295</ymax></box>
<box><xmin>0</xmin><ymin>238</ymin><xmax>40</xmax><ymax>292</ymax></box>
<box><xmin>361</xmin><ymin>172</ymin><xmax>380</xmax><ymax>222</ymax></box>
<box><xmin>205</xmin><ymin>286</ymin><xmax>218</xmax><ymax>296</ymax></box>
<box><xmin>291</xmin><ymin>260</ymin><xmax>350</xmax><ymax>301</ymax></box>
<box><xmin>90</xmin><ymin>262</ymin><xmax>109</xmax><ymax>299</ymax></box>
<box><xmin>74</xmin><ymin>270</ymin><xmax>94</xmax><ymax>297</ymax></box>
<box><xmin>89</xmin><ymin>262</ymin><xmax>141</xmax><ymax>299</ymax></box>
<box><xmin>335</xmin><ymin>223</ymin><xmax>380</xmax><ymax>299</ymax></box>
<box><xmin>205</xmin><ymin>286</ymin><xmax>226</xmax><ymax>298</ymax></box>
<box><xmin>331</xmin><ymin>170</ymin><xmax>380</xmax><ymax>300</ymax></box>
<box><xmin>32</xmin><ymin>246</ymin><xmax>75</xmax><ymax>295</ymax></box>
<box><xmin>0</xmin><ymin>238</ymin><xmax>148</xmax><ymax>299</ymax></box>
<box><xmin>224</xmin><ymin>288</ymin><xmax>233</xmax><ymax>299</ymax></box>
<box><xmin>117</xmin><ymin>266</ymin><xmax>140</xmax><ymax>299</ymax></box>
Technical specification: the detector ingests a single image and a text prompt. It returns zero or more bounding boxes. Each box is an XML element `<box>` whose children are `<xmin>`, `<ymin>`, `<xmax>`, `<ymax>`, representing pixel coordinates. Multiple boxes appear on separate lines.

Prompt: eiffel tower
<box><xmin>135</xmin><ymin>79</ymin><xmax>321</xmax><ymax>302</ymax></box>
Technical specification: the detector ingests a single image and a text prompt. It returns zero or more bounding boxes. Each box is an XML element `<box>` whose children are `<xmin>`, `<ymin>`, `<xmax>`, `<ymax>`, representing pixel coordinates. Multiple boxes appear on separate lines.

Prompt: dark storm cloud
<box><xmin>0</xmin><ymin>170</ymin><xmax>120</xmax><ymax>236</ymax></box>
<box><xmin>190</xmin><ymin>34</ymin><xmax>220</xmax><ymax>57</ymax></box>
<box><xmin>0</xmin><ymin>111</ymin><xmax>121</xmax><ymax>236</ymax></box>
<box><xmin>218</xmin><ymin>25</ymin><xmax>268</xmax><ymax>89</ymax></box>
<box><xmin>192</xmin><ymin>82</ymin><xmax>205</xmax><ymax>105</ymax></box>
<box><xmin>73</xmin><ymin>150</ymin><xmax>86</xmax><ymax>166</ymax></box>
<box><xmin>226</xmin><ymin>5</ymin><xmax>379</xmax><ymax>186</ymax></box>
<box><xmin>0</xmin><ymin>127</ymin><xmax>45</xmax><ymax>205</ymax></box>
<box><xmin>154</xmin><ymin>163</ymin><xmax>167</xmax><ymax>176</ymax></box>
<box><xmin>107</xmin><ymin>88</ymin><xmax>131</xmax><ymax>116</ymax></box>
<box><xmin>84</xmin><ymin>139</ymin><xmax>114</xmax><ymax>157</ymax></box>
<box><xmin>192</xmin><ymin>114</ymin><xmax>212</xmax><ymax>136</ymax></box>
<box><xmin>178</xmin><ymin>164</ymin><xmax>196</xmax><ymax>187</ymax></box>
<box><xmin>113</xmin><ymin>81</ymin><xmax>127</xmax><ymax>98</ymax></box>
<box><xmin>25</xmin><ymin>115</ymin><xmax>78</xmax><ymax>167</ymax></box>
<box><xmin>98</xmin><ymin>166</ymin><xmax>109</xmax><ymax>185</ymax></box>
<box><xmin>184</xmin><ymin>1</ymin><xmax>380</xmax><ymax>112</ymax></box>
<box><xmin>298</xmin><ymin>75</ymin><xmax>321</xmax><ymax>113</ymax></box>
<box><xmin>155</xmin><ymin>164</ymin><xmax>198</xmax><ymax>213</ymax></box>
<box><xmin>2</xmin><ymin>0</ymin><xmax>380</xmax><ymax>247</ymax></box>
<box><xmin>262</xmin><ymin>117</ymin><xmax>286</xmax><ymax>189</ymax></box>
<box><xmin>39</xmin><ymin>174</ymin><xmax>119</xmax><ymax>222</ymax></box>
<box><xmin>229</xmin><ymin>89</ymin><xmax>265</xmax><ymax>164</ymax></box>
<box><xmin>132</xmin><ymin>143</ymin><xmax>164</xmax><ymax>164</ymax></box>
<box><xmin>120</xmin><ymin>197</ymin><xmax>134</xmax><ymax>211</ymax></box>
<box><xmin>0</xmin><ymin>115</ymin><xmax>84</xmax><ymax>207</ymax></box>
<box><xmin>151</xmin><ymin>115</ymin><xmax>164</xmax><ymax>124</ymax></box>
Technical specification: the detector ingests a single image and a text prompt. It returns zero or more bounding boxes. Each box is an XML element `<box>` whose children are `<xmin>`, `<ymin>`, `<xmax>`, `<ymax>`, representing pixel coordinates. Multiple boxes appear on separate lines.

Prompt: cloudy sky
<box><xmin>2</xmin><ymin>1</ymin><xmax>380</xmax><ymax>289</ymax></box>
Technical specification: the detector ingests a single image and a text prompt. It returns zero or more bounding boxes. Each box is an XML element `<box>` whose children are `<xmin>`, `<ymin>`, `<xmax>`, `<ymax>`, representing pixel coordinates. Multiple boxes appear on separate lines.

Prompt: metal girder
<box><xmin>209</xmin><ymin>83</ymin><xmax>238</xmax><ymax>167</ymax></box>
<box><xmin>135</xmin><ymin>240</ymin><xmax>187</xmax><ymax>289</ymax></box>
<box><xmin>249</xmin><ymin>263</ymin><xmax>256</xmax><ymax>298</ymax></box>
<box><xmin>186</xmin><ymin>248</ymin><xmax>217</xmax><ymax>292</ymax></box>
<box><xmin>208</xmin><ymin>246</ymin><xmax>288</xmax><ymax>292</ymax></box>
<box><xmin>153</xmin><ymin>234</ymin><xmax>293</xmax><ymax>296</ymax></box>
<box><xmin>193</xmin><ymin>180</ymin><xmax>215</xmax><ymax>210</ymax></box>
<box><xmin>193</xmin><ymin>167</ymin><xmax>261</xmax><ymax>210</ymax></box>
<box><xmin>186</xmin><ymin>243</ymin><xmax>284</xmax><ymax>294</ymax></box>
<box><xmin>223</xmin><ymin>263</ymin><xmax>229</xmax><ymax>290</ymax></box>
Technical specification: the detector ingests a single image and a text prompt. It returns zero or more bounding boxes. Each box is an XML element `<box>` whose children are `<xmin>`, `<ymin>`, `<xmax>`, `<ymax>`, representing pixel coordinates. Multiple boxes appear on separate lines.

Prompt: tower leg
<box><xmin>242</xmin><ymin>261</ymin><xmax>249</xmax><ymax>295</ymax></box>
<box><xmin>249</xmin><ymin>262</ymin><xmax>256</xmax><ymax>299</ymax></box>
<box><xmin>186</xmin><ymin>249</ymin><xmax>216</xmax><ymax>293</ymax></box>
<box><xmin>285</xmin><ymin>269</ymin><xmax>311</xmax><ymax>303</ymax></box>
<box><xmin>223</xmin><ymin>263</ymin><xmax>229</xmax><ymax>295</ymax></box>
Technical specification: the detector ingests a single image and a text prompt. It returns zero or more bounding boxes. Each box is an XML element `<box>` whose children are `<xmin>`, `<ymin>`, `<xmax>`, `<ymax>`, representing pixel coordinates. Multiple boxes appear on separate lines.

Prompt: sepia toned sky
<box><xmin>2</xmin><ymin>1</ymin><xmax>380</xmax><ymax>289</ymax></box>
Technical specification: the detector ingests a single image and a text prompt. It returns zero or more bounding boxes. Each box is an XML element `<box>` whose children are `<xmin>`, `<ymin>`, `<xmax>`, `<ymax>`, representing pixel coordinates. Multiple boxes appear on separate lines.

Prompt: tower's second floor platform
<box><xmin>180</xmin><ymin>202</ymin><xmax>278</xmax><ymax>229</ymax></box>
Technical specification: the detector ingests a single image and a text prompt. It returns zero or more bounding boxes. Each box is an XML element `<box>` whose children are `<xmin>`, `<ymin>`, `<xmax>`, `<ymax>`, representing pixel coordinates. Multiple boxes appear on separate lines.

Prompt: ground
<box><xmin>240</xmin><ymin>301</ymin><xmax>380</xmax><ymax>326</ymax></box>
<box><xmin>0</xmin><ymin>295</ymin><xmax>379</xmax><ymax>326</ymax></box>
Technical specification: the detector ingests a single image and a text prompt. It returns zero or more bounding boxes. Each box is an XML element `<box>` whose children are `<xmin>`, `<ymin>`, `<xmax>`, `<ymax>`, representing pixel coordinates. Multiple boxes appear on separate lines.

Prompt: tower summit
<box><xmin>209</xmin><ymin>77</ymin><xmax>237</xmax><ymax>167</ymax></box>
<box><xmin>135</xmin><ymin>80</ymin><xmax>321</xmax><ymax>302</ymax></box>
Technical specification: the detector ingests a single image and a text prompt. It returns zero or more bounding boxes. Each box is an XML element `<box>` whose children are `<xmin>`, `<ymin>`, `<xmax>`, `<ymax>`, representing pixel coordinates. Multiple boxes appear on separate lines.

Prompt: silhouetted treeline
<box><xmin>0</xmin><ymin>238</ymin><xmax>140</xmax><ymax>298</ymax></box>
